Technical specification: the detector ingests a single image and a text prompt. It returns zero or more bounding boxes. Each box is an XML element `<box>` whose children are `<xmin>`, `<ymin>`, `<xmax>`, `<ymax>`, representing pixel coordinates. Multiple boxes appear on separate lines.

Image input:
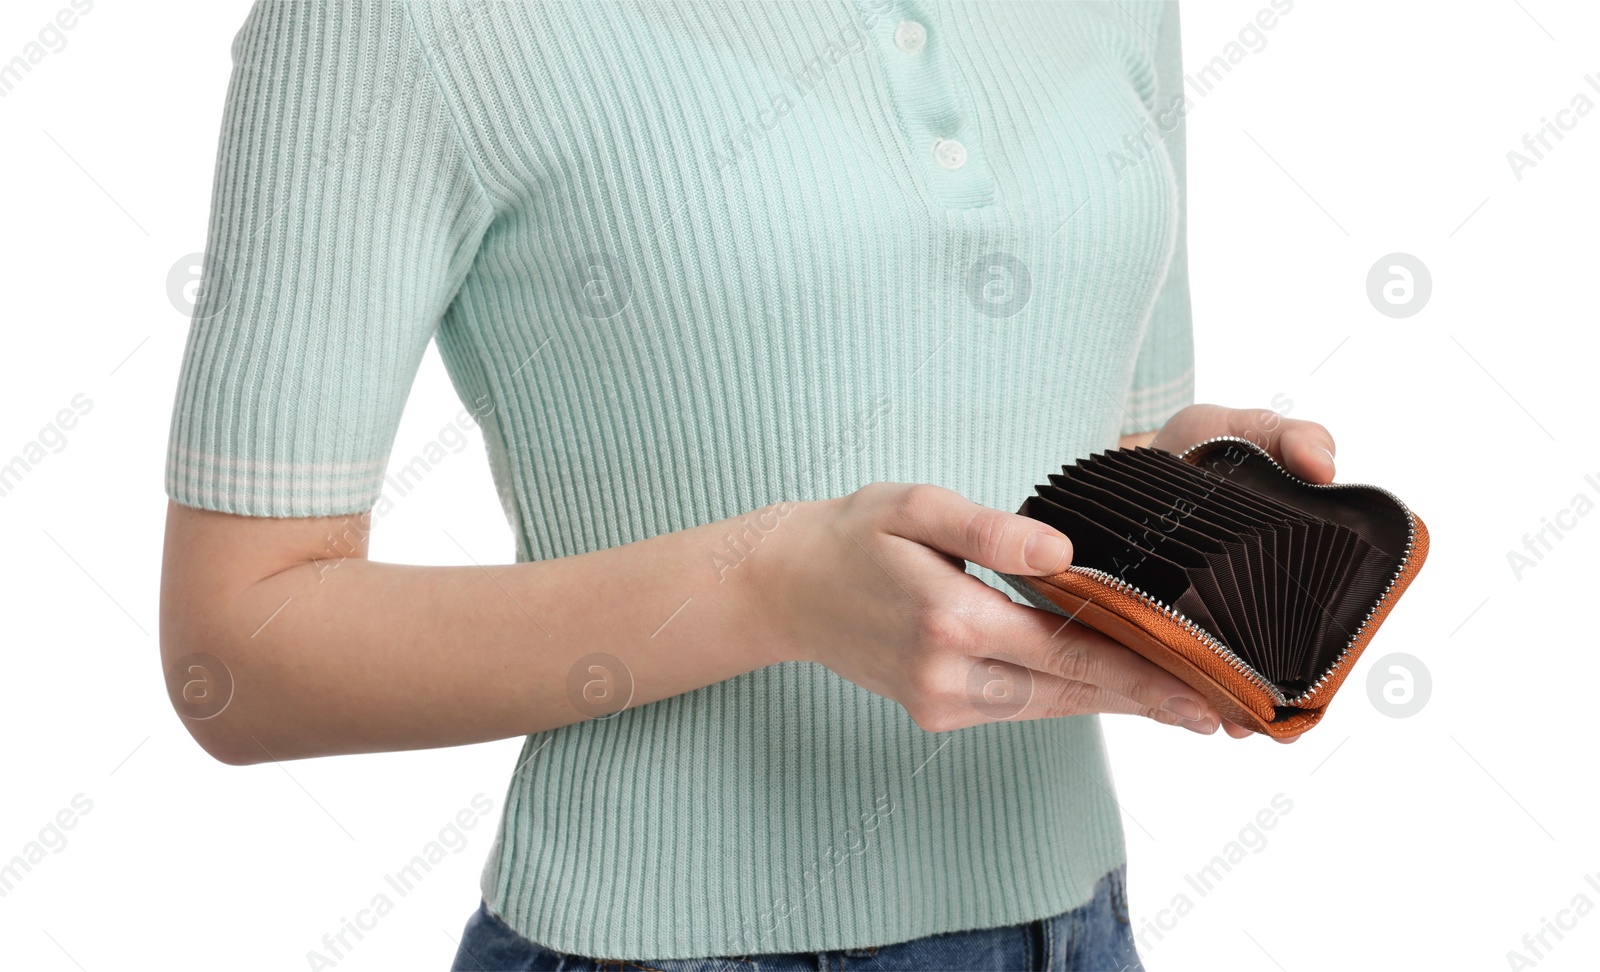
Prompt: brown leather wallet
<box><xmin>997</xmin><ymin>436</ymin><xmax>1428</xmax><ymax>737</ymax></box>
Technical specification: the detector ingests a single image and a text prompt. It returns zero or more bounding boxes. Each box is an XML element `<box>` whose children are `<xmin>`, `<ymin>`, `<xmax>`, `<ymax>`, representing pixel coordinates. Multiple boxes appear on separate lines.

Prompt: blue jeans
<box><xmin>450</xmin><ymin>864</ymin><xmax>1142</xmax><ymax>971</ymax></box>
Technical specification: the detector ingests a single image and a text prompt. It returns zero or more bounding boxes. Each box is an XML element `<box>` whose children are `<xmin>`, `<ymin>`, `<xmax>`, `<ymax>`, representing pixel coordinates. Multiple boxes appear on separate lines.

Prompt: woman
<box><xmin>160</xmin><ymin>2</ymin><xmax>1333</xmax><ymax>969</ymax></box>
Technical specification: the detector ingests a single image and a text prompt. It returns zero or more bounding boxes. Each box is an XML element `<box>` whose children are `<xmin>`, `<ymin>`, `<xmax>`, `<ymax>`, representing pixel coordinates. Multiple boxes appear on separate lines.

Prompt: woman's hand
<box><xmin>1138</xmin><ymin>402</ymin><xmax>1337</xmax><ymax>486</ymax></box>
<box><xmin>1130</xmin><ymin>402</ymin><xmax>1342</xmax><ymax>742</ymax></box>
<box><xmin>761</xmin><ymin>483</ymin><xmax>1225</xmax><ymax>735</ymax></box>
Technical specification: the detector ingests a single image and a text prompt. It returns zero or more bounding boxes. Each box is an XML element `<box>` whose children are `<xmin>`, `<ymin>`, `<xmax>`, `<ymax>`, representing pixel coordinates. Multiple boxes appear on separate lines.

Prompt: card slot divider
<box><xmin>1189</xmin><ymin>445</ymin><xmax>1414</xmax><ymax>560</ymax></box>
<box><xmin>1284</xmin><ymin>520</ymin><xmax>1323</xmax><ymax>681</ymax></box>
<box><xmin>1238</xmin><ymin>526</ymin><xmax>1271</xmax><ymax>677</ymax></box>
<box><xmin>1096</xmin><ymin>451</ymin><xmax>1294</xmax><ymax>530</ymax></box>
<box><xmin>1072</xmin><ymin>458</ymin><xmax>1282</xmax><ymax>665</ymax></box>
<box><xmin>1304</xmin><ymin>533</ymin><xmax>1375</xmax><ymax>676</ymax></box>
<box><xmin>1087</xmin><ymin>457</ymin><xmax>1290</xmax><ymax>664</ymax></box>
<box><xmin>1292</xmin><ymin>525</ymin><xmax>1363</xmax><ymax>684</ymax></box>
<box><xmin>1135</xmin><ymin>447</ymin><xmax>1318</xmax><ymax>521</ymax></box>
<box><xmin>1259</xmin><ymin>521</ymin><xmax>1323</xmax><ymax>690</ymax></box>
<box><xmin>1295</xmin><ymin>523</ymin><xmax>1353</xmax><ymax>682</ymax></box>
<box><xmin>1272</xmin><ymin>523</ymin><xmax>1302</xmax><ymax>681</ymax></box>
<box><xmin>1047</xmin><ymin>471</ymin><xmax>1227</xmax><ymax>559</ymax></box>
<box><xmin>1023</xmin><ymin>492</ymin><xmax>1197</xmax><ymax>611</ymax></box>
<box><xmin>1317</xmin><ymin>540</ymin><xmax>1403</xmax><ymax>675</ymax></box>
<box><xmin>1261</xmin><ymin>528</ymin><xmax>1287</xmax><ymax>683</ymax></box>
<box><xmin>1173</xmin><ymin>573</ymin><xmax>1237</xmax><ymax>655</ymax></box>
<box><xmin>1076</xmin><ymin>456</ymin><xmax>1279</xmax><ymax>540</ymax></box>
<box><xmin>1096</xmin><ymin>450</ymin><xmax>1345</xmax><ymax>686</ymax></box>
<box><xmin>1046</xmin><ymin>472</ymin><xmax>1252</xmax><ymax>652</ymax></box>
<box><xmin>1276</xmin><ymin>523</ymin><xmax>1301</xmax><ymax>679</ymax></box>
<box><xmin>1202</xmin><ymin>546</ymin><xmax>1256</xmax><ymax>657</ymax></box>
<box><xmin>1125</xmin><ymin>455</ymin><xmax>1328</xmax><ymax>567</ymax></box>
<box><xmin>1038</xmin><ymin>482</ymin><xmax>1253</xmax><ymax>651</ymax></box>
<box><xmin>1038</xmin><ymin>481</ymin><xmax>1209</xmax><ymax>570</ymax></box>
<box><xmin>1117</xmin><ymin>451</ymin><xmax>1348</xmax><ymax>684</ymax></box>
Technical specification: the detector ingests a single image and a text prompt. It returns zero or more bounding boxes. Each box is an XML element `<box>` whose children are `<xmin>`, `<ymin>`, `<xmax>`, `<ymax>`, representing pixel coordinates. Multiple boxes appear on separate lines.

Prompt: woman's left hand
<box><xmin>1122</xmin><ymin>402</ymin><xmax>1342</xmax><ymax>743</ymax></box>
<box><xmin>1141</xmin><ymin>403</ymin><xmax>1337</xmax><ymax>486</ymax></box>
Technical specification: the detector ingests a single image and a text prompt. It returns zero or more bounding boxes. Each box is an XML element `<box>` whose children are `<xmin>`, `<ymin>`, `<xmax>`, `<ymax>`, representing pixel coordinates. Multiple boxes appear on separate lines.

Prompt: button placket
<box><xmin>853</xmin><ymin>0</ymin><xmax>996</xmax><ymax>208</ymax></box>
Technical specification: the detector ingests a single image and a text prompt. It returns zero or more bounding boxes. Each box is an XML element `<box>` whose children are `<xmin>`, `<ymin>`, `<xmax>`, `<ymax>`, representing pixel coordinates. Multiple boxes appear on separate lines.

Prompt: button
<box><xmin>894</xmin><ymin>20</ymin><xmax>927</xmax><ymax>55</ymax></box>
<box><xmin>932</xmin><ymin>138</ymin><xmax>967</xmax><ymax>171</ymax></box>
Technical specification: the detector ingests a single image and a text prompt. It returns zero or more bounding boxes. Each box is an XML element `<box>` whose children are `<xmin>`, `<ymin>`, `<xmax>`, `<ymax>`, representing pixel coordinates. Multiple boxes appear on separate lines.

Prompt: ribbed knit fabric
<box><xmin>166</xmin><ymin>0</ymin><xmax>1194</xmax><ymax>960</ymax></box>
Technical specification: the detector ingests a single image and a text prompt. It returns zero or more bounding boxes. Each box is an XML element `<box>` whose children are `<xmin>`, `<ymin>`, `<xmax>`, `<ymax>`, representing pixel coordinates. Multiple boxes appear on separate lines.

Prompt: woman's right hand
<box><xmin>762</xmin><ymin>483</ymin><xmax>1225</xmax><ymax>734</ymax></box>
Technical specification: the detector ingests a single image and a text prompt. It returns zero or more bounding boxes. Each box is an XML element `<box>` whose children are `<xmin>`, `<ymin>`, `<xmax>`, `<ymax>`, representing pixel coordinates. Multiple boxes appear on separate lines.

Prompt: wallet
<box><xmin>996</xmin><ymin>436</ymin><xmax>1428</xmax><ymax>737</ymax></box>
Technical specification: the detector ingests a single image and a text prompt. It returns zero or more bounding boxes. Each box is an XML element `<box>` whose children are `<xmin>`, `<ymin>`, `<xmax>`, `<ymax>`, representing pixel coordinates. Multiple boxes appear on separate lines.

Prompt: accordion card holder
<box><xmin>998</xmin><ymin>436</ymin><xmax>1428</xmax><ymax>738</ymax></box>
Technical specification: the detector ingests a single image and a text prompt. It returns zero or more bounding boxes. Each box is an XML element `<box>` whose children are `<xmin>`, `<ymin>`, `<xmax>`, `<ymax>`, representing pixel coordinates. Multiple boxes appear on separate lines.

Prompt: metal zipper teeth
<box><xmin>1061</xmin><ymin>564</ymin><xmax>1288</xmax><ymax>706</ymax></box>
<box><xmin>1174</xmin><ymin>435</ymin><xmax>1420</xmax><ymax>709</ymax></box>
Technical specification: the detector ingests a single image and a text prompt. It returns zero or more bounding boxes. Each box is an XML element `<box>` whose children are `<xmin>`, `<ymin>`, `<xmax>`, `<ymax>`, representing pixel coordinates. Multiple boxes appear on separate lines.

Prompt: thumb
<box><xmin>885</xmin><ymin>485</ymin><xmax>1074</xmax><ymax>576</ymax></box>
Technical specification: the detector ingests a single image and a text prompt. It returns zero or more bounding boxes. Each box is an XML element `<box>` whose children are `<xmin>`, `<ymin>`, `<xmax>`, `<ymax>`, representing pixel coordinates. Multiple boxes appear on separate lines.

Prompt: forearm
<box><xmin>160</xmin><ymin>499</ymin><xmax>805</xmax><ymax>764</ymax></box>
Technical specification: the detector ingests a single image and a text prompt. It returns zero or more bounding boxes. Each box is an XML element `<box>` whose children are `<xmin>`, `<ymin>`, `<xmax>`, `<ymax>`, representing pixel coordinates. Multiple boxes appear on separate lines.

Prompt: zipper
<box><xmin>1060</xmin><ymin>562</ymin><xmax>1288</xmax><ymax>706</ymax></box>
<box><xmin>1168</xmin><ymin>435</ymin><xmax>1421</xmax><ymax>710</ymax></box>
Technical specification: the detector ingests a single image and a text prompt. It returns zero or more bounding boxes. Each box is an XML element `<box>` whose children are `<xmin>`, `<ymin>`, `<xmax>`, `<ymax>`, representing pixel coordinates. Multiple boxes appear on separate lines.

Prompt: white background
<box><xmin>1</xmin><ymin>1</ymin><xmax>1596</xmax><ymax>970</ymax></box>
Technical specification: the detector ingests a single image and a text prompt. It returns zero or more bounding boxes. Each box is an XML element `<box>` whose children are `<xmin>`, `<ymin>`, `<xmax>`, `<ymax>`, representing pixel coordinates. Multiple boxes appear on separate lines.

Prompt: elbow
<box><xmin>173</xmin><ymin>701</ymin><xmax>270</xmax><ymax>767</ymax></box>
<box><xmin>192</xmin><ymin>730</ymin><xmax>259</xmax><ymax>768</ymax></box>
<box><xmin>160</xmin><ymin>499</ymin><xmax>314</xmax><ymax>767</ymax></box>
<box><xmin>160</xmin><ymin>638</ymin><xmax>262</xmax><ymax>766</ymax></box>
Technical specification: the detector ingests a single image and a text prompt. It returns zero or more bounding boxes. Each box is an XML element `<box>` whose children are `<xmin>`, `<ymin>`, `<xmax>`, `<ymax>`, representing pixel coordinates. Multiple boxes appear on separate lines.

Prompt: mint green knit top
<box><xmin>166</xmin><ymin>0</ymin><xmax>1194</xmax><ymax>960</ymax></box>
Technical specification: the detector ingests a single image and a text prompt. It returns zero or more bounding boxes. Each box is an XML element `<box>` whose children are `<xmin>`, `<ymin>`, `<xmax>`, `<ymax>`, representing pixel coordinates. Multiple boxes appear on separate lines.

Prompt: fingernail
<box><xmin>1178</xmin><ymin>717</ymin><xmax>1217</xmax><ymax>735</ymax></box>
<box><xmin>1023</xmin><ymin>532</ymin><xmax>1070</xmax><ymax>572</ymax></box>
<box><xmin>1317</xmin><ymin>445</ymin><xmax>1335</xmax><ymax>471</ymax></box>
<box><xmin>1162</xmin><ymin>697</ymin><xmax>1206</xmax><ymax>722</ymax></box>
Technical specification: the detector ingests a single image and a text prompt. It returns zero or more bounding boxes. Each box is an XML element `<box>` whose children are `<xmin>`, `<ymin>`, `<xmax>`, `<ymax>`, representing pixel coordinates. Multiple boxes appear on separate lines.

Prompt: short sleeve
<box><xmin>1120</xmin><ymin>1</ymin><xmax>1194</xmax><ymax>436</ymax></box>
<box><xmin>165</xmin><ymin>0</ymin><xmax>493</xmax><ymax>518</ymax></box>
